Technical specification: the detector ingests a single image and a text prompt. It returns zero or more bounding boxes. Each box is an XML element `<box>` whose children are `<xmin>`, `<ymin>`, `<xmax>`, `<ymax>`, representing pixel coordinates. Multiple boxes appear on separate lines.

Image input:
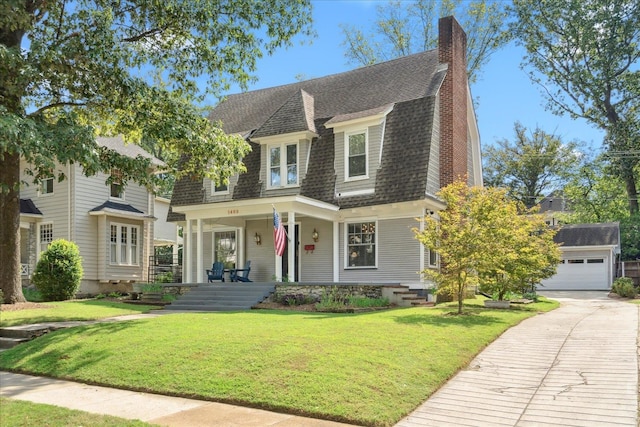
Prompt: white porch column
<box><xmin>333</xmin><ymin>221</ymin><xmax>339</xmax><ymax>282</ymax></box>
<box><xmin>185</xmin><ymin>219</ymin><xmax>192</xmax><ymax>283</ymax></box>
<box><xmin>237</xmin><ymin>227</ymin><xmax>245</xmax><ymax>267</ymax></box>
<box><xmin>196</xmin><ymin>218</ymin><xmax>203</xmax><ymax>283</ymax></box>
<box><xmin>287</xmin><ymin>211</ymin><xmax>295</xmax><ymax>282</ymax></box>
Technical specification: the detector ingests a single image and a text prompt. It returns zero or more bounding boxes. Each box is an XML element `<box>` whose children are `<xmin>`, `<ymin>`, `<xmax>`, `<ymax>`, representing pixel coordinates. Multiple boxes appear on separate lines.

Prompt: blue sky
<box><xmin>216</xmin><ymin>0</ymin><xmax>606</xmax><ymax>152</ymax></box>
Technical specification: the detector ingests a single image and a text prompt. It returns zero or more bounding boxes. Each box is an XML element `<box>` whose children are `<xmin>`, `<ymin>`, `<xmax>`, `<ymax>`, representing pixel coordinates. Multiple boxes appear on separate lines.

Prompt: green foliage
<box><xmin>340</xmin><ymin>0</ymin><xmax>510</xmax><ymax>83</ymax></box>
<box><xmin>161</xmin><ymin>294</ymin><xmax>176</xmax><ymax>303</ymax></box>
<box><xmin>0</xmin><ymin>0</ymin><xmax>313</xmax><ymax>304</ymax></box>
<box><xmin>32</xmin><ymin>239</ymin><xmax>83</xmax><ymax>301</ymax></box>
<box><xmin>141</xmin><ymin>283</ymin><xmax>163</xmax><ymax>293</ymax></box>
<box><xmin>414</xmin><ymin>181</ymin><xmax>561</xmax><ymax>312</ymax></box>
<box><xmin>612</xmin><ymin>277</ymin><xmax>637</xmax><ymax>299</ymax></box>
<box><xmin>509</xmin><ymin>0</ymin><xmax>640</xmax><ymax>215</ymax></box>
<box><xmin>155</xmin><ymin>271</ymin><xmax>174</xmax><ymax>283</ymax></box>
<box><xmin>347</xmin><ymin>296</ymin><xmax>390</xmax><ymax>308</ymax></box>
<box><xmin>315</xmin><ymin>286</ymin><xmax>346</xmax><ymax>310</ymax></box>
<box><xmin>483</xmin><ymin>122</ymin><xmax>581</xmax><ymax>208</ymax></box>
<box><xmin>22</xmin><ymin>287</ymin><xmax>43</xmax><ymax>302</ymax></box>
<box><xmin>275</xmin><ymin>293</ymin><xmax>318</xmax><ymax>306</ymax></box>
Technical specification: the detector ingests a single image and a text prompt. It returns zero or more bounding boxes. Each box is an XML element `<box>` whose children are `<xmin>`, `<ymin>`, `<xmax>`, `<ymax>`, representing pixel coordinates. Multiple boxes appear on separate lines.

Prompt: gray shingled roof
<box><xmin>210</xmin><ymin>50</ymin><xmax>440</xmax><ymax>133</ymax></box>
<box><xmin>554</xmin><ymin>223</ymin><xmax>620</xmax><ymax>247</ymax></box>
<box><xmin>20</xmin><ymin>198</ymin><xmax>42</xmax><ymax>215</ymax></box>
<box><xmin>172</xmin><ymin>49</ymin><xmax>448</xmax><ymax>212</ymax></box>
<box><xmin>90</xmin><ymin>200</ymin><xmax>145</xmax><ymax>214</ymax></box>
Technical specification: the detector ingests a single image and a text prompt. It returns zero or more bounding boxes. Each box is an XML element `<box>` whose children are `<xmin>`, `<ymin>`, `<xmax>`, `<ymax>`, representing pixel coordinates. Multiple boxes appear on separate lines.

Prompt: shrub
<box><xmin>275</xmin><ymin>293</ymin><xmax>317</xmax><ymax>306</ymax></box>
<box><xmin>32</xmin><ymin>239</ymin><xmax>83</xmax><ymax>301</ymax></box>
<box><xmin>612</xmin><ymin>277</ymin><xmax>637</xmax><ymax>298</ymax></box>
<box><xmin>347</xmin><ymin>296</ymin><xmax>390</xmax><ymax>308</ymax></box>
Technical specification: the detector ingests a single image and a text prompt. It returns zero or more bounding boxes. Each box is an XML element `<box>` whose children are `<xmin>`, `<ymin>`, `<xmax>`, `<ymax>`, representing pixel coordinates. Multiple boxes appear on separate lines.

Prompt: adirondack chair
<box><xmin>206</xmin><ymin>261</ymin><xmax>225</xmax><ymax>282</ymax></box>
<box><xmin>230</xmin><ymin>261</ymin><xmax>252</xmax><ymax>282</ymax></box>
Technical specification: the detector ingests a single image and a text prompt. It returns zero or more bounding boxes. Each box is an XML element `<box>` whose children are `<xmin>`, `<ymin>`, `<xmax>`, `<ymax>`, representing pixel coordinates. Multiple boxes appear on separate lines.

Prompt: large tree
<box><xmin>483</xmin><ymin>122</ymin><xmax>581</xmax><ymax>208</ymax></box>
<box><xmin>0</xmin><ymin>0</ymin><xmax>312</xmax><ymax>303</ymax></box>
<box><xmin>340</xmin><ymin>0</ymin><xmax>509</xmax><ymax>83</ymax></box>
<box><xmin>510</xmin><ymin>0</ymin><xmax>640</xmax><ymax>215</ymax></box>
<box><xmin>414</xmin><ymin>181</ymin><xmax>560</xmax><ymax>314</ymax></box>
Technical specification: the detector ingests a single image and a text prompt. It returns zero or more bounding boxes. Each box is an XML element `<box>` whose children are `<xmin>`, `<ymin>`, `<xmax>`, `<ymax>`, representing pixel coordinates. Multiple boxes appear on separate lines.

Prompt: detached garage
<box><xmin>540</xmin><ymin>223</ymin><xmax>620</xmax><ymax>291</ymax></box>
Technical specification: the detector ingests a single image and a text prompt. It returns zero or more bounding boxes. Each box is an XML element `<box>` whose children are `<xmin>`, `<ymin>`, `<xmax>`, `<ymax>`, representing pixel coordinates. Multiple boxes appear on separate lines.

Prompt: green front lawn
<box><xmin>0</xmin><ymin>398</ymin><xmax>155</xmax><ymax>427</ymax></box>
<box><xmin>0</xmin><ymin>300</ymin><xmax>157</xmax><ymax>327</ymax></box>
<box><xmin>0</xmin><ymin>298</ymin><xmax>558</xmax><ymax>426</ymax></box>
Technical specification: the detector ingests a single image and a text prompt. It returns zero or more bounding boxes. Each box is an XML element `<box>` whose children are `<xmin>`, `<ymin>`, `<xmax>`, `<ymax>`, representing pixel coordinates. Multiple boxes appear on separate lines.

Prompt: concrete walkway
<box><xmin>396</xmin><ymin>291</ymin><xmax>639</xmax><ymax>427</ymax></box>
<box><xmin>1</xmin><ymin>292</ymin><xmax>638</xmax><ymax>426</ymax></box>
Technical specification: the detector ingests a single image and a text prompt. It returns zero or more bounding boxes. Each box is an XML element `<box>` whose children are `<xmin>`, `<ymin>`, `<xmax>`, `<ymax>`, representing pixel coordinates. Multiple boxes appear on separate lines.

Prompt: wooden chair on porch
<box><xmin>230</xmin><ymin>261</ymin><xmax>252</xmax><ymax>282</ymax></box>
<box><xmin>206</xmin><ymin>261</ymin><xmax>225</xmax><ymax>282</ymax></box>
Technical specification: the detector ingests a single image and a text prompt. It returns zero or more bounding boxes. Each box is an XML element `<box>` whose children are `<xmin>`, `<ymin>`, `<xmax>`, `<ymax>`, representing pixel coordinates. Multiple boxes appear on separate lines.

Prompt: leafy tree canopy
<box><xmin>509</xmin><ymin>0</ymin><xmax>640</xmax><ymax>214</ymax></box>
<box><xmin>414</xmin><ymin>181</ymin><xmax>560</xmax><ymax>314</ymax></box>
<box><xmin>0</xmin><ymin>0</ymin><xmax>312</xmax><ymax>303</ymax></box>
<box><xmin>483</xmin><ymin>122</ymin><xmax>582</xmax><ymax>208</ymax></box>
<box><xmin>340</xmin><ymin>0</ymin><xmax>509</xmax><ymax>83</ymax></box>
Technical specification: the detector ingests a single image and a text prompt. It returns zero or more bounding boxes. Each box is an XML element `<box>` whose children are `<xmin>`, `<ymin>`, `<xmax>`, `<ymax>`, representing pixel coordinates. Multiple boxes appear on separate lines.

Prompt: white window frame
<box><xmin>344</xmin><ymin>129</ymin><xmax>369</xmax><ymax>181</ymax></box>
<box><xmin>427</xmin><ymin>249</ymin><xmax>438</xmax><ymax>268</ymax></box>
<box><xmin>39</xmin><ymin>177</ymin><xmax>54</xmax><ymax>196</ymax></box>
<box><xmin>267</xmin><ymin>142</ymin><xmax>299</xmax><ymax>189</ymax></box>
<box><xmin>344</xmin><ymin>219</ymin><xmax>378</xmax><ymax>269</ymax></box>
<box><xmin>38</xmin><ymin>222</ymin><xmax>54</xmax><ymax>255</ymax></box>
<box><xmin>211</xmin><ymin>180</ymin><xmax>229</xmax><ymax>195</ymax></box>
<box><xmin>109</xmin><ymin>222</ymin><xmax>140</xmax><ymax>266</ymax></box>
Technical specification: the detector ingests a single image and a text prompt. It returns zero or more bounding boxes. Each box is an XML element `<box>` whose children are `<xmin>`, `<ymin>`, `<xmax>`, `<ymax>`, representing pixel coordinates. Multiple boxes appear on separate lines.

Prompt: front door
<box><xmin>281</xmin><ymin>224</ymin><xmax>299</xmax><ymax>281</ymax></box>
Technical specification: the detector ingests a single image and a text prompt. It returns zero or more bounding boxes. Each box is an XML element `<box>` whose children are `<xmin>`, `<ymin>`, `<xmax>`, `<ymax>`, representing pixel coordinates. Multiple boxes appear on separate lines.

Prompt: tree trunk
<box><xmin>623</xmin><ymin>172</ymin><xmax>639</xmax><ymax>215</ymax></box>
<box><xmin>0</xmin><ymin>151</ymin><xmax>26</xmax><ymax>303</ymax></box>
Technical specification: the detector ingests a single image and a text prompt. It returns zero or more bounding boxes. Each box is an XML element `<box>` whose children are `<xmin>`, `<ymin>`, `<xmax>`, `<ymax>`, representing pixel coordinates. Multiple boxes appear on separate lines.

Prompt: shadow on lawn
<box><xmin>392</xmin><ymin>308</ymin><xmax>507</xmax><ymax>328</ymax></box>
<box><xmin>0</xmin><ymin>321</ymin><xmax>134</xmax><ymax>379</ymax></box>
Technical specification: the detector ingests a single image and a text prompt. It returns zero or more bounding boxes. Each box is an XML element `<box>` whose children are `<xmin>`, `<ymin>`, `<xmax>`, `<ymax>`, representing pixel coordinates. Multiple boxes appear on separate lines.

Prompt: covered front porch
<box><xmin>177</xmin><ymin>195</ymin><xmax>340</xmax><ymax>284</ymax></box>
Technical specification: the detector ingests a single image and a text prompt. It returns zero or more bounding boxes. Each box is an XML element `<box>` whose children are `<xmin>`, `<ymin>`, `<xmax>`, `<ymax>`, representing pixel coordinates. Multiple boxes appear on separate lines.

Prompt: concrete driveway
<box><xmin>396</xmin><ymin>291</ymin><xmax>639</xmax><ymax>427</ymax></box>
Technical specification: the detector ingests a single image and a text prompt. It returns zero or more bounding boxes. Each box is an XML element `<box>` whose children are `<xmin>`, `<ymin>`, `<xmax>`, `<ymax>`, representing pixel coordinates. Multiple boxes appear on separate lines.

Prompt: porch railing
<box><xmin>21</xmin><ymin>263</ymin><xmax>30</xmax><ymax>276</ymax></box>
<box><xmin>148</xmin><ymin>255</ymin><xmax>182</xmax><ymax>283</ymax></box>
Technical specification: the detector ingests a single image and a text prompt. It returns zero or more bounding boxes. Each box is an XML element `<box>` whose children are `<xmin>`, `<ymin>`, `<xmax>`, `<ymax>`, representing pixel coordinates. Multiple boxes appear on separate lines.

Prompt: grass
<box><xmin>0</xmin><ymin>297</ymin><xmax>558</xmax><ymax>426</ymax></box>
<box><xmin>0</xmin><ymin>398</ymin><xmax>155</xmax><ymax>427</ymax></box>
<box><xmin>0</xmin><ymin>300</ymin><xmax>158</xmax><ymax>327</ymax></box>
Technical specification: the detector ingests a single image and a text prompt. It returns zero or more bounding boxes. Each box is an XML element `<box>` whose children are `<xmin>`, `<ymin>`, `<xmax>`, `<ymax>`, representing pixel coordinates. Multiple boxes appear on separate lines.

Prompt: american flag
<box><xmin>273</xmin><ymin>207</ymin><xmax>286</xmax><ymax>257</ymax></box>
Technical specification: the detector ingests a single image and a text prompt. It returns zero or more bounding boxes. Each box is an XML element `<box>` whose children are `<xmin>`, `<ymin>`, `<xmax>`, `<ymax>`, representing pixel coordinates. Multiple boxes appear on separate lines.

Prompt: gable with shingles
<box><xmin>252</xmin><ymin>89</ymin><xmax>316</xmax><ymax>139</ymax></box>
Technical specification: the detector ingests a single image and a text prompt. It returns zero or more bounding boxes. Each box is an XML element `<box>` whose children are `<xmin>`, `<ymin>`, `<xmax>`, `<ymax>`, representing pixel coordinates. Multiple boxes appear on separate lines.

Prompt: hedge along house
<box><xmin>169</xmin><ymin>16</ymin><xmax>482</xmax><ymax>287</ymax></box>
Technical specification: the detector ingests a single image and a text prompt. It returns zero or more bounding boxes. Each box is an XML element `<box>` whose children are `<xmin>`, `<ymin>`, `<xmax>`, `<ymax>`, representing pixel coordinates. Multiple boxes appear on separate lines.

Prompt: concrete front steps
<box><xmin>164</xmin><ymin>283</ymin><xmax>276</xmax><ymax>312</ymax></box>
<box><xmin>0</xmin><ymin>324</ymin><xmax>59</xmax><ymax>350</ymax></box>
<box><xmin>382</xmin><ymin>285</ymin><xmax>434</xmax><ymax>307</ymax></box>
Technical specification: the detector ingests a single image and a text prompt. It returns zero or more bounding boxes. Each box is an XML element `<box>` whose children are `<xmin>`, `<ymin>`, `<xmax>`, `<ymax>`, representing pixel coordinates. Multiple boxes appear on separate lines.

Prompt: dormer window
<box><xmin>212</xmin><ymin>181</ymin><xmax>229</xmax><ymax>195</ymax></box>
<box><xmin>346</xmin><ymin>130</ymin><xmax>368</xmax><ymax>180</ymax></box>
<box><xmin>110</xmin><ymin>169</ymin><xmax>124</xmax><ymax>199</ymax></box>
<box><xmin>268</xmin><ymin>143</ymin><xmax>298</xmax><ymax>188</ymax></box>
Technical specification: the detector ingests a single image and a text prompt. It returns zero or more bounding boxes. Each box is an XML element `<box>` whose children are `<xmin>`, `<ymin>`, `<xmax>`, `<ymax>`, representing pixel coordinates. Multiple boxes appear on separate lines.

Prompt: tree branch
<box><xmin>123</xmin><ymin>28</ymin><xmax>163</xmax><ymax>43</ymax></box>
<box><xmin>28</xmin><ymin>101</ymin><xmax>88</xmax><ymax>117</ymax></box>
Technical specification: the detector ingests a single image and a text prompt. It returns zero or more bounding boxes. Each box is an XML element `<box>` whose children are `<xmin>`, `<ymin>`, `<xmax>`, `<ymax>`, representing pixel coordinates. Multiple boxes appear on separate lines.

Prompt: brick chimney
<box><xmin>438</xmin><ymin>16</ymin><xmax>468</xmax><ymax>188</ymax></box>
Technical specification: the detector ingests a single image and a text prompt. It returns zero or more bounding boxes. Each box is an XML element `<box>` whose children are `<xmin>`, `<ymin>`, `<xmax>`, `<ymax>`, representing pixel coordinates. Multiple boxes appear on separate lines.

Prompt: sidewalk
<box><xmin>2</xmin><ymin>292</ymin><xmax>638</xmax><ymax>426</ymax></box>
<box><xmin>396</xmin><ymin>291</ymin><xmax>639</xmax><ymax>426</ymax></box>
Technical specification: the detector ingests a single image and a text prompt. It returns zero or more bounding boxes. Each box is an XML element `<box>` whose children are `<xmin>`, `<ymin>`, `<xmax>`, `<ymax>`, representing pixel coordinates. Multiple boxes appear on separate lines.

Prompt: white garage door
<box><xmin>541</xmin><ymin>257</ymin><xmax>609</xmax><ymax>290</ymax></box>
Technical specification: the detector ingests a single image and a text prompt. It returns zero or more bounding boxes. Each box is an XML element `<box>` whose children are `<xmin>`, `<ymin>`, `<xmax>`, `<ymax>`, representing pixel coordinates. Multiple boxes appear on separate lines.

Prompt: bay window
<box><xmin>110</xmin><ymin>223</ymin><xmax>139</xmax><ymax>265</ymax></box>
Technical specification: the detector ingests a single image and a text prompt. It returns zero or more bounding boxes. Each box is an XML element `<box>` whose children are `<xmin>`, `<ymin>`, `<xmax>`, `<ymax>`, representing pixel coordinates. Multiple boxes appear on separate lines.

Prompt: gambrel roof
<box><xmin>171</xmin><ymin>50</ymin><xmax>452</xmax><ymax>211</ymax></box>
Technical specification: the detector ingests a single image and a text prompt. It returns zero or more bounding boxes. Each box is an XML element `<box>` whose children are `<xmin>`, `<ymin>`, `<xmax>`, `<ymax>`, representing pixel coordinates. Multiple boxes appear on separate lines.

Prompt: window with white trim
<box><xmin>268</xmin><ymin>143</ymin><xmax>298</xmax><ymax>188</ymax></box>
<box><xmin>40</xmin><ymin>177</ymin><xmax>54</xmax><ymax>195</ymax></box>
<box><xmin>346</xmin><ymin>221</ymin><xmax>376</xmax><ymax>268</ymax></box>
<box><xmin>110</xmin><ymin>169</ymin><xmax>124</xmax><ymax>199</ymax></box>
<box><xmin>110</xmin><ymin>223</ymin><xmax>139</xmax><ymax>265</ymax></box>
<box><xmin>346</xmin><ymin>130</ymin><xmax>367</xmax><ymax>179</ymax></box>
<box><xmin>428</xmin><ymin>249</ymin><xmax>438</xmax><ymax>268</ymax></box>
<box><xmin>212</xmin><ymin>181</ymin><xmax>229</xmax><ymax>194</ymax></box>
<box><xmin>39</xmin><ymin>223</ymin><xmax>53</xmax><ymax>253</ymax></box>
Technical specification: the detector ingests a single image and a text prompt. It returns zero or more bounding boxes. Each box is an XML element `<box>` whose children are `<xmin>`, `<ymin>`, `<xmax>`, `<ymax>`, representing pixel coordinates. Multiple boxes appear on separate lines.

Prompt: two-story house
<box><xmin>19</xmin><ymin>135</ymin><xmax>173</xmax><ymax>295</ymax></box>
<box><xmin>169</xmin><ymin>16</ymin><xmax>482</xmax><ymax>287</ymax></box>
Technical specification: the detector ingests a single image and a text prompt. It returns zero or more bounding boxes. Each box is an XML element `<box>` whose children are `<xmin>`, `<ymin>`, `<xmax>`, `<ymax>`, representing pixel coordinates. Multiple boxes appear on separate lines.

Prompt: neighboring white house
<box><xmin>169</xmin><ymin>17</ymin><xmax>483</xmax><ymax>287</ymax></box>
<box><xmin>540</xmin><ymin>223</ymin><xmax>620</xmax><ymax>291</ymax></box>
<box><xmin>19</xmin><ymin>135</ymin><xmax>177</xmax><ymax>295</ymax></box>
